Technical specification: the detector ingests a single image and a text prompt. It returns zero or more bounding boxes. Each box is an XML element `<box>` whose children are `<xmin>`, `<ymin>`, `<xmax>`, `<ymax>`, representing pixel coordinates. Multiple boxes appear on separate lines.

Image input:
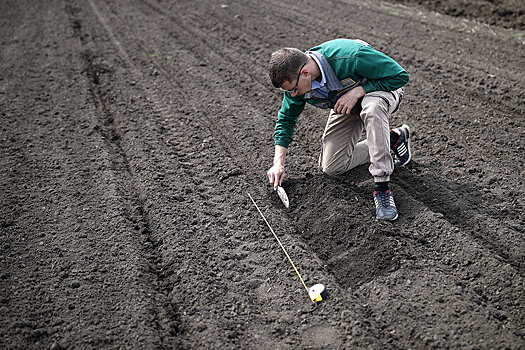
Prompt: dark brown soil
<box><xmin>391</xmin><ymin>0</ymin><xmax>525</xmax><ymax>30</ymax></box>
<box><xmin>1</xmin><ymin>0</ymin><xmax>524</xmax><ymax>349</ymax></box>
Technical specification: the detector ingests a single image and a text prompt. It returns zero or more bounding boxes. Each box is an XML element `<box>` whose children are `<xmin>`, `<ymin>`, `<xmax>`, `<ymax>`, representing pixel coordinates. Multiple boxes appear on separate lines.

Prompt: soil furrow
<box><xmin>74</xmin><ymin>0</ymin><xmax>184</xmax><ymax>346</ymax></box>
<box><xmin>84</xmin><ymin>51</ymin><xmax>183</xmax><ymax>345</ymax></box>
<box><xmin>395</xmin><ymin>167</ymin><xmax>523</xmax><ymax>274</ymax></box>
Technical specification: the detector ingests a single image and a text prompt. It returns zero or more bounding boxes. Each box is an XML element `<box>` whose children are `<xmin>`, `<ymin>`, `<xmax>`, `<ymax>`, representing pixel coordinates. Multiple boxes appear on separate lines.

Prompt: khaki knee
<box><xmin>320</xmin><ymin>161</ymin><xmax>346</xmax><ymax>176</ymax></box>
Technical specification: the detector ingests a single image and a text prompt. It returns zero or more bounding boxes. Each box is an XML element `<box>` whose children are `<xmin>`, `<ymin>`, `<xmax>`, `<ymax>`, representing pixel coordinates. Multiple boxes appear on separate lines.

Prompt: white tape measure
<box><xmin>307</xmin><ymin>283</ymin><xmax>327</xmax><ymax>302</ymax></box>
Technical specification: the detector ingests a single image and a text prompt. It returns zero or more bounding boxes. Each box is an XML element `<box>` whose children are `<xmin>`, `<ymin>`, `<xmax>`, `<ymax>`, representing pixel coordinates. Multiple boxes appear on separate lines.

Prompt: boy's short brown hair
<box><xmin>269</xmin><ymin>48</ymin><xmax>308</xmax><ymax>88</ymax></box>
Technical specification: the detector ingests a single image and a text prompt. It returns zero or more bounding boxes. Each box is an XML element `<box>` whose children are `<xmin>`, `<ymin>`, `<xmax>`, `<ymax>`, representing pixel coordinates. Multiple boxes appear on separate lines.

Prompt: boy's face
<box><xmin>280</xmin><ymin>63</ymin><xmax>311</xmax><ymax>97</ymax></box>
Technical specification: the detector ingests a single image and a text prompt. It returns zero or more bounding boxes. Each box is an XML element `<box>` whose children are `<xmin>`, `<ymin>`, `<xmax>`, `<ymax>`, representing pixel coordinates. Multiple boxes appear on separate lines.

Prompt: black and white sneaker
<box><xmin>373</xmin><ymin>190</ymin><xmax>398</xmax><ymax>221</ymax></box>
<box><xmin>391</xmin><ymin>124</ymin><xmax>412</xmax><ymax>167</ymax></box>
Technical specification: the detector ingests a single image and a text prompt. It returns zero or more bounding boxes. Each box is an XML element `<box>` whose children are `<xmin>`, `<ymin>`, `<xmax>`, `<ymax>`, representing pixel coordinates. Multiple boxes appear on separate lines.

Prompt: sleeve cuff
<box><xmin>273</xmin><ymin>137</ymin><xmax>291</xmax><ymax>148</ymax></box>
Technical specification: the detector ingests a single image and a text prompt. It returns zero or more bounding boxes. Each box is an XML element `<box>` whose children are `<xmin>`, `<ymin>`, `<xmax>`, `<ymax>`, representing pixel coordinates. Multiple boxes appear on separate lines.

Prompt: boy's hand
<box><xmin>334</xmin><ymin>86</ymin><xmax>366</xmax><ymax>114</ymax></box>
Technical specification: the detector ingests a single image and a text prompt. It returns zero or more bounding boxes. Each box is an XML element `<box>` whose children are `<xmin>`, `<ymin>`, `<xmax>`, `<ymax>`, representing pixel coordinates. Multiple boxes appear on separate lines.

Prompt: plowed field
<box><xmin>1</xmin><ymin>0</ymin><xmax>524</xmax><ymax>349</ymax></box>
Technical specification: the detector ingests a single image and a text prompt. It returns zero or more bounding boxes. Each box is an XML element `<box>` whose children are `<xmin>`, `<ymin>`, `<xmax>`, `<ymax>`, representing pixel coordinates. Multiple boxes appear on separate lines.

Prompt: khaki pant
<box><xmin>319</xmin><ymin>88</ymin><xmax>403</xmax><ymax>182</ymax></box>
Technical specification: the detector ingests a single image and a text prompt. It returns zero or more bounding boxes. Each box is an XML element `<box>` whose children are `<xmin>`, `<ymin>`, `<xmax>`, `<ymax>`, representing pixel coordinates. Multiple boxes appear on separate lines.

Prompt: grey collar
<box><xmin>304</xmin><ymin>51</ymin><xmax>342</xmax><ymax>98</ymax></box>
